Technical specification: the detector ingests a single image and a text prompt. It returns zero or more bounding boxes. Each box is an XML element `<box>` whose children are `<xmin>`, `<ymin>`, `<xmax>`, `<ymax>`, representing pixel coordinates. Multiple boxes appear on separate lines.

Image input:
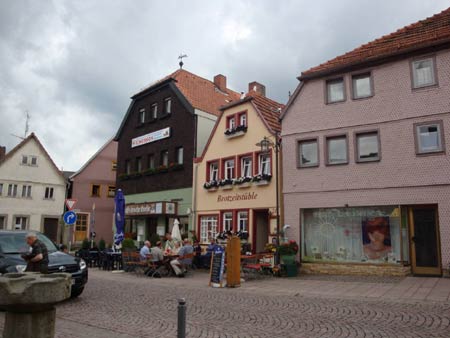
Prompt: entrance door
<box><xmin>254</xmin><ymin>210</ymin><xmax>269</xmax><ymax>253</ymax></box>
<box><xmin>409</xmin><ymin>206</ymin><xmax>441</xmax><ymax>276</ymax></box>
<box><xmin>74</xmin><ymin>213</ymin><xmax>89</xmax><ymax>242</ymax></box>
<box><xmin>43</xmin><ymin>218</ymin><xmax>59</xmax><ymax>242</ymax></box>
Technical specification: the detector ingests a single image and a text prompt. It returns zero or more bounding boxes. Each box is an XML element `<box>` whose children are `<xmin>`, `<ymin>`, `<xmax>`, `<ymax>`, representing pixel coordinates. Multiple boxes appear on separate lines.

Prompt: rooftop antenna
<box><xmin>178</xmin><ymin>54</ymin><xmax>188</xmax><ymax>69</ymax></box>
<box><xmin>10</xmin><ymin>111</ymin><xmax>31</xmax><ymax>141</ymax></box>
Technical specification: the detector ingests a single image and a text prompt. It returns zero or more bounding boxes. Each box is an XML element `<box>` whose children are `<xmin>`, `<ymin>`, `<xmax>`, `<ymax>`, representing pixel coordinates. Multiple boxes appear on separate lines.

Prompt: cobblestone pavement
<box><xmin>1</xmin><ymin>270</ymin><xmax>450</xmax><ymax>338</ymax></box>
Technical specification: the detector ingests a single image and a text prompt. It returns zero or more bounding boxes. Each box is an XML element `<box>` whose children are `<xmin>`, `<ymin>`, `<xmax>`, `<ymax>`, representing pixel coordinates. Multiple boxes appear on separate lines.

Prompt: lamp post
<box><xmin>257</xmin><ymin>134</ymin><xmax>281</xmax><ymax>261</ymax></box>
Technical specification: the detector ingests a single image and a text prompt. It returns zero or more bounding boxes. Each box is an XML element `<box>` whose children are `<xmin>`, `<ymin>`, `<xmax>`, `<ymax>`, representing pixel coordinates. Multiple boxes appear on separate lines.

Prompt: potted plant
<box><xmin>203</xmin><ymin>180</ymin><xmax>219</xmax><ymax>190</ymax></box>
<box><xmin>98</xmin><ymin>238</ymin><xmax>106</xmax><ymax>251</ymax></box>
<box><xmin>278</xmin><ymin>240</ymin><xmax>299</xmax><ymax>264</ymax></box>
<box><xmin>121</xmin><ymin>238</ymin><xmax>136</xmax><ymax>251</ymax></box>
<box><xmin>218</xmin><ymin>178</ymin><xmax>234</xmax><ymax>189</ymax></box>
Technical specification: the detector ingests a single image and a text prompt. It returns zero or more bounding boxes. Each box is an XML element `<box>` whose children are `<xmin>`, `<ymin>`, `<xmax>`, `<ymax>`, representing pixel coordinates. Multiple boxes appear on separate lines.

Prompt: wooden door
<box><xmin>74</xmin><ymin>213</ymin><xmax>89</xmax><ymax>242</ymax></box>
<box><xmin>409</xmin><ymin>206</ymin><xmax>441</xmax><ymax>276</ymax></box>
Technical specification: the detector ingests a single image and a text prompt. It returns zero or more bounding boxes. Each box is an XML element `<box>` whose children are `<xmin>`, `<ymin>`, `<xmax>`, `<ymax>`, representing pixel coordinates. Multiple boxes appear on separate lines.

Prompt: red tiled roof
<box><xmin>246</xmin><ymin>91</ymin><xmax>284</xmax><ymax>133</ymax></box>
<box><xmin>135</xmin><ymin>69</ymin><xmax>241</xmax><ymax>117</ymax></box>
<box><xmin>301</xmin><ymin>7</ymin><xmax>450</xmax><ymax>79</ymax></box>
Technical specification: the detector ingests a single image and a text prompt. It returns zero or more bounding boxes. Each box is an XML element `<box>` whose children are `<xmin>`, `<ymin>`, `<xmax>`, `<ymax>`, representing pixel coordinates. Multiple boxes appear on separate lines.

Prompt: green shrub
<box><xmin>121</xmin><ymin>238</ymin><xmax>136</xmax><ymax>251</ymax></box>
<box><xmin>98</xmin><ymin>238</ymin><xmax>106</xmax><ymax>251</ymax></box>
<box><xmin>81</xmin><ymin>238</ymin><xmax>90</xmax><ymax>250</ymax></box>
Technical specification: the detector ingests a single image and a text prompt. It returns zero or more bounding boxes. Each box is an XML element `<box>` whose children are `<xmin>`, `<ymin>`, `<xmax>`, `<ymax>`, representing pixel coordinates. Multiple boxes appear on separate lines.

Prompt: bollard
<box><xmin>177</xmin><ymin>298</ymin><xmax>186</xmax><ymax>338</ymax></box>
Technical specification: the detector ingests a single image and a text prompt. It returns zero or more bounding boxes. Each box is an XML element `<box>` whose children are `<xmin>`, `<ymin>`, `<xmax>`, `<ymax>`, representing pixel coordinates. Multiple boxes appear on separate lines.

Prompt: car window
<box><xmin>0</xmin><ymin>233</ymin><xmax>58</xmax><ymax>254</ymax></box>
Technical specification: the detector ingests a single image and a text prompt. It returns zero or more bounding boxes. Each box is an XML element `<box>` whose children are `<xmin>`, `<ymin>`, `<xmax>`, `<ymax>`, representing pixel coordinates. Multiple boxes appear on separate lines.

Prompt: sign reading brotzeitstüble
<box><xmin>131</xmin><ymin>127</ymin><xmax>171</xmax><ymax>148</ymax></box>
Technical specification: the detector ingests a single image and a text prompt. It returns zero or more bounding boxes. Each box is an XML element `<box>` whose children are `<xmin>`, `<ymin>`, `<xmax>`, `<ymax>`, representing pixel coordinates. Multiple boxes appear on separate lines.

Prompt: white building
<box><xmin>0</xmin><ymin>133</ymin><xmax>66</xmax><ymax>242</ymax></box>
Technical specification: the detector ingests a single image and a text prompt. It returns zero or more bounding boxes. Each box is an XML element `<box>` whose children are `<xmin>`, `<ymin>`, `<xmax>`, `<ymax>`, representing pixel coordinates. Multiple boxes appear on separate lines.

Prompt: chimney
<box><xmin>0</xmin><ymin>146</ymin><xmax>6</xmax><ymax>163</ymax></box>
<box><xmin>214</xmin><ymin>74</ymin><xmax>227</xmax><ymax>92</ymax></box>
<box><xmin>248</xmin><ymin>81</ymin><xmax>266</xmax><ymax>97</ymax></box>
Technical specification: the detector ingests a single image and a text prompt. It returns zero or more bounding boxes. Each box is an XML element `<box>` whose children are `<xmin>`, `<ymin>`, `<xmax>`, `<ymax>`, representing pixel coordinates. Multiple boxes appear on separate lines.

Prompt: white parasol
<box><xmin>171</xmin><ymin>219</ymin><xmax>182</xmax><ymax>242</ymax></box>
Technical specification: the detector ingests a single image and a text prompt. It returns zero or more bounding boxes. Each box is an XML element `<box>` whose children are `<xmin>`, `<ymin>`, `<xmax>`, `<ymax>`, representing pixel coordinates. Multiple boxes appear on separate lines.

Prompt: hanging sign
<box><xmin>131</xmin><ymin>127</ymin><xmax>171</xmax><ymax>148</ymax></box>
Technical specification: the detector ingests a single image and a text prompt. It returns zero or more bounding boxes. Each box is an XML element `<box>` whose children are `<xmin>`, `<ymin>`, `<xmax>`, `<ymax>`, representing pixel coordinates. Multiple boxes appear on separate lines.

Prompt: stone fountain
<box><xmin>0</xmin><ymin>272</ymin><xmax>71</xmax><ymax>338</ymax></box>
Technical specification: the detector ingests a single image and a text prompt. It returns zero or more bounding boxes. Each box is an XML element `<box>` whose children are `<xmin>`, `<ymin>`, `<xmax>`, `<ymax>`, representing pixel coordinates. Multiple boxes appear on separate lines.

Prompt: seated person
<box><xmin>170</xmin><ymin>241</ymin><xmax>181</xmax><ymax>255</ymax></box>
<box><xmin>139</xmin><ymin>241</ymin><xmax>151</xmax><ymax>261</ymax></box>
<box><xmin>200</xmin><ymin>238</ymin><xmax>218</xmax><ymax>268</ymax></box>
<box><xmin>164</xmin><ymin>233</ymin><xmax>175</xmax><ymax>252</ymax></box>
<box><xmin>170</xmin><ymin>239</ymin><xmax>194</xmax><ymax>277</ymax></box>
<box><xmin>150</xmin><ymin>241</ymin><xmax>164</xmax><ymax>264</ymax></box>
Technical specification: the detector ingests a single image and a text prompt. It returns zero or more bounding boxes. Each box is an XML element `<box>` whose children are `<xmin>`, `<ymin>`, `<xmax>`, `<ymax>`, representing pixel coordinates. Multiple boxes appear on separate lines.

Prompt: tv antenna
<box><xmin>10</xmin><ymin>111</ymin><xmax>31</xmax><ymax>141</ymax></box>
<box><xmin>178</xmin><ymin>54</ymin><xmax>188</xmax><ymax>69</ymax></box>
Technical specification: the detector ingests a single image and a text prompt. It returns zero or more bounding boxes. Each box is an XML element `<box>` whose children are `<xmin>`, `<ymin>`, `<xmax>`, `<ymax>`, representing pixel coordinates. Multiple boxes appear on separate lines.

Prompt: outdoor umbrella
<box><xmin>114</xmin><ymin>189</ymin><xmax>125</xmax><ymax>246</ymax></box>
<box><xmin>171</xmin><ymin>219</ymin><xmax>182</xmax><ymax>242</ymax></box>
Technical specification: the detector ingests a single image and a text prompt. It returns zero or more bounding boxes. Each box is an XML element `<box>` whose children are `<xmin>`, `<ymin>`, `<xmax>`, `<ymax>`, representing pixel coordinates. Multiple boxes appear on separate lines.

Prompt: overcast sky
<box><xmin>1</xmin><ymin>0</ymin><xmax>448</xmax><ymax>171</ymax></box>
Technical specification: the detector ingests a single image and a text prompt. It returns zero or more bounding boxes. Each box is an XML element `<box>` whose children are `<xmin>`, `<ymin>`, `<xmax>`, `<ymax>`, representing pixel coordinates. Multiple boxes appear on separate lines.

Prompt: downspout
<box><xmin>191</xmin><ymin>113</ymin><xmax>198</xmax><ymax>236</ymax></box>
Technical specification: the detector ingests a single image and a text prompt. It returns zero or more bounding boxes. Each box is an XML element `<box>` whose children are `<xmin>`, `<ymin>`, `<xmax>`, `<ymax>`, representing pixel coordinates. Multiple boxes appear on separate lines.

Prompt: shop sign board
<box><xmin>131</xmin><ymin>127</ymin><xmax>170</xmax><ymax>148</ymax></box>
<box><xmin>209</xmin><ymin>246</ymin><xmax>225</xmax><ymax>288</ymax></box>
<box><xmin>125</xmin><ymin>201</ymin><xmax>176</xmax><ymax>216</ymax></box>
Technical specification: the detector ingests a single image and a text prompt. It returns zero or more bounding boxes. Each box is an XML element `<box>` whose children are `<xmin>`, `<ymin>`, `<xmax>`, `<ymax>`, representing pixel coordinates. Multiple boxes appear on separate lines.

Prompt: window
<box><xmin>258</xmin><ymin>154</ymin><xmax>271</xmax><ymax>175</ymax></box>
<box><xmin>125</xmin><ymin>160</ymin><xmax>131</xmax><ymax>174</ymax></box>
<box><xmin>44</xmin><ymin>187</ymin><xmax>54</xmax><ymax>199</ymax></box>
<box><xmin>164</xmin><ymin>98</ymin><xmax>172</xmax><ymax>114</ymax></box>
<box><xmin>209</xmin><ymin>162</ymin><xmax>219</xmax><ymax>181</ymax></box>
<box><xmin>412</xmin><ymin>57</ymin><xmax>436</xmax><ymax>88</ymax></box>
<box><xmin>200</xmin><ymin>216</ymin><xmax>218</xmax><ymax>243</ymax></box>
<box><xmin>237</xmin><ymin>211</ymin><xmax>248</xmax><ymax>232</ymax></box>
<box><xmin>136</xmin><ymin>157</ymin><xmax>142</xmax><ymax>172</ymax></box>
<box><xmin>222</xmin><ymin>212</ymin><xmax>233</xmax><ymax>232</ymax></box>
<box><xmin>75</xmin><ymin>214</ymin><xmax>88</xmax><ymax>233</ymax></box>
<box><xmin>14</xmin><ymin>216</ymin><xmax>27</xmax><ymax>230</ymax></box>
<box><xmin>148</xmin><ymin>154</ymin><xmax>155</xmax><ymax>169</ymax></box>
<box><xmin>352</xmin><ymin>73</ymin><xmax>372</xmax><ymax>99</ymax></box>
<box><xmin>0</xmin><ymin>216</ymin><xmax>5</xmax><ymax>230</ymax></box>
<box><xmin>30</xmin><ymin>156</ymin><xmax>37</xmax><ymax>166</ymax></box>
<box><xmin>21</xmin><ymin>185</ymin><xmax>32</xmax><ymax>198</ymax></box>
<box><xmin>111</xmin><ymin>161</ymin><xmax>117</xmax><ymax>171</ymax></box>
<box><xmin>415</xmin><ymin>121</ymin><xmax>444</xmax><ymax>154</ymax></box>
<box><xmin>0</xmin><ymin>183</ymin><xmax>3</xmax><ymax>196</ymax></box>
<box><xmin>161</xmin><ymin>150</ymin><xmax>169</xmax><ymax>167</ymax></box>
<box><xmin>91</xmin><ymin>184</ymin><xmax>101</xmax><ymax>197</ymax></box>
<box><xmin>356</xmin><ymin>131</ymin><xmax>380</xmax><ymax>162</ymax></box>
<box><xmin>326</xmin><ymin>78</ymin><xmax>345</xmax><ymax>103</ymax></box>
<box><xmin>224</xmin><ymin>159</ymin><xmax>235</xmax><ymax>179</ymax></box>
<box><xmin>239</xmin><ymin>113</ymin><xmax>247</xmax><ymax>127</ymax></box>
<box><xmin>176</xmin><ymin>147</ymin><xmax>184</xmax><ymax>165</ymax></box>
<box><xmin>107</xmin><ymin>186</ymin><xmax>115</xmax><ymax>198</ymax></box>
<box><xmin>298</xmin><ymin>139</ymin><xmax>319</xmax><ymax>167</ymax></box>
<box><xmin>241</xmin><ymin>156</ymin><xmax>253</xmax><ymax>177</ymax></box>
<box><xmin>7</xmin><ymin>184</ymin><xmax>18</xmax><ymax>197</ymax></box>
<box><xmin>326</xmin><ymin>135</ymin><xmax>348</xmax><ymax>165</ymax></box>
<box><xmin>21</xmin><ymin>155</ymin><xmax>28</xmax><ymax>165</ymax></box>
<box><xmin>151</xmin><ymin>103</ymin><xmax>158</xmax><ymax>119</ymax></box>
<box><xmin>138</xmin><ymin>108</ymin><xmax>146</xmax><ymax>124</ymax></box>
<box><xmin>227</xmin><ymin>116</ymin><xmax>236</xmax><ymax>129</ymax></box>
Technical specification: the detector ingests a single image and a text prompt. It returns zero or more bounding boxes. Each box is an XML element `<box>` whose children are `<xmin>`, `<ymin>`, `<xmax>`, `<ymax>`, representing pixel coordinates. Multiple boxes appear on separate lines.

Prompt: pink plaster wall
<box><xmin>71</xmin><ymin>140</ymin><xmax>118</xmax><ymax>244</ymax></box>
<box><xmin>282</xmin><ymin>49</ymin><xmax>450</xmax><ymax>271</ymax></box>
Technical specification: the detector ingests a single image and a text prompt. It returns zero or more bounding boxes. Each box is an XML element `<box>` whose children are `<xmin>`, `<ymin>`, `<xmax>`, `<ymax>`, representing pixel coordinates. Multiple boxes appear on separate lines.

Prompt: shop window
<box><xmin>176</xmin><ymin>147</ymin><xmax>184</xmax><ymax>165</ymax></box>
<box><xmin>326</xmin><ymin>77</ymin><xmax>345</xmax><ymax>103</ymax></box>
<box><xmin>298</xmin><ymin>139</ymin><xmax>319</xmax><ymax>168</ymax></box>
<box><xmin>151</xmin><ymin>103</ymin><xmax>158</xmax><ymax>119</ymax></box>
<box><xmin>258</xmin><ymin>154</ymin><xmax>271</xmax><ymax>175</ymax></box>
<box><xmin>301</xmin><ymin>206</ymin><xmax>402</xmax><ymax>264</ymax></box>
<box><xmin>326</xmin><ymin>135</ymin><xmax>348</xmax><ymax>165</ymax></box>
<box><xmin>222</xmin><ymin>212</ymin><xmax>233</xmax><ymax>232</ymax></box>
<box><xmin>224</xmin><ymin>158</ymin><xmax>235</xmax><ymax>179</ymax></box>
<box><xmin>7</xmin><ymin>184</ymin><xmax>18</xmax><ymax>197</ymax></box>
<box><xmin>14</xmin><ymin>216</ymin><xmax>28</xmax><ymax>230</ymax></box>
<box><xmin>411</xmin><ymin>57</ymin><xmax>436</xmax><ymax>89</ymax></box>
<box><xmin>356</xmin><ymin>131</ymin><xmax>380</xmax><ymax>162</ymax></box>
<box><xmin>208</xmin><ymin>161</ymin><xmax>219</xmax><ymax>181</ymax></box>
<box><xmin>91</xmin><ymin>184</ymin><xmax>101</xmax><ymax>197</ymax></box>
<box><xmin>240</xmin><ymin>156</ymin><xmax>253</xmax><ymax>177</ymax></box>
<box><xmin>352</xmin><ymin>73</ymin><xmax>373</xmax><ymax>99</ymax></box>
<box><xmin>44</xmin><ymin>187</ymin><xmax>54</xmax><ymax>199</ymax></box>
<box><xmin>414</xmin><ymin>121</ymin><xmax>444</xmax><ymax>155</ymax></box>
<box><xmin>21</xmin><ymin>185</ymin><xmax>32</xmax><ymax>198</ymax></box>
<box><xmin>108</xmin><ymin>186</ymin><xmax>115</xmax><ymax>198</ymax></box>
<box><xmin>200</xmin><ymin>215</ymin><xmax>218</xmax><ymax>243</ymax></box>
<box><xmin>164</xmin><ymin>97</ymin><xmax>172</xmax><ymax>114</ymax></box>
<box><xmin>237</xmin><ymin>211</ymin><xmax>248</xmax><ymax>232</ymax></box>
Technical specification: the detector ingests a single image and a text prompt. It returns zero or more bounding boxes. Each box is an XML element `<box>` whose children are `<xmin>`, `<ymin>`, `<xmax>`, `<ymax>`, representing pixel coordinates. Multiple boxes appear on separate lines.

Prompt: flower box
<box><xmin>224</xmin><ymin>125</ymin><xmax>248</xmax><ymax>139</ymax></box>
<box><xmin>207</xmin><ymin>187</ymin><xmax>218</xmax><ymax>192</ymax></box>
<box><xmin>254</xmin><ymin>180</ymin><xmax>270</xmax><ymax>186</ymax></box>
<box><xmin>220</xmin><ymin>185</ymin><xmax>233</xmax><ymax>190</ymax></box>
<box><xmin>225</xmin><ymin>130</ymin><xmax>246</xmax><ymax>139</ymax></box>
<box><xmin>237</xmin><ymin>182</ymin><xmax>251</xmax><ymax>188</ymax></box>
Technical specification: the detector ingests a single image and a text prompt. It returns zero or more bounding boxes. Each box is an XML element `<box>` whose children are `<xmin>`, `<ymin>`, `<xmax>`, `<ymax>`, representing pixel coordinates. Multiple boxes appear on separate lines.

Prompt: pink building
<box><xmin>281</xmin><ymin>8</ymin><xmax>450</xmax><ymax>276</ymax></box>
<box><xmin>70</xmin><ymin>139</ymin><xmax>118</xmax><ymax>245</ymax></box>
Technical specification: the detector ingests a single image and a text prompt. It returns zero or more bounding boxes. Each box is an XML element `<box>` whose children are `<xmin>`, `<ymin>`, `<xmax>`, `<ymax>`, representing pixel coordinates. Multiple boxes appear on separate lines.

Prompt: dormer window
<box><xmin>21</xmin><ymin>155</ymin><xmax>38</xmax><ymax>166</ymax></box>
<box><xmin>227</xmin><ymin>116</ymin><xmax>236</xmax><ymax>129</ymax></box>
<box><xmin>239</xmin><ymin>112</ymin><xmax>247</xmax><ymax>127</ymax></box>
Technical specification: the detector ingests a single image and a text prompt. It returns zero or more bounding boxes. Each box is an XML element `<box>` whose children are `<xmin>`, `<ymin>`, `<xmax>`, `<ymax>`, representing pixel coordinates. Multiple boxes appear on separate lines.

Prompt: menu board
<box><xmin>209</xmin><ymin>249</ymin><xmax>225</xmax><ymax>287</ymax></box>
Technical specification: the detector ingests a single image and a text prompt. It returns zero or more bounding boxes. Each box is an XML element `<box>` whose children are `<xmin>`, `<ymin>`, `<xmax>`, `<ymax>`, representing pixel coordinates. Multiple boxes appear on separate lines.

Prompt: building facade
<box><xmin>281</xmin><ymin>8</ymin><xmax>450</xmax><ymax>276</ymax></box>
<box><xmin>194</xmin><ymin>84</ymin><xmax>283</xmax><ymax>252</ymax></box>
<box><xmin>115</xmin><ymin>69</ymin><xmax>239</xmax><ymax>244</ymax></box>
<box><xmin>0</xmin><ymin>133</ymin><xmax>66</xmax><ymax>242</ymax></box>
<box><xmin>69</xmin><ymin>139</ymin><xmax>118</xmax><ymax>245</ymax></box>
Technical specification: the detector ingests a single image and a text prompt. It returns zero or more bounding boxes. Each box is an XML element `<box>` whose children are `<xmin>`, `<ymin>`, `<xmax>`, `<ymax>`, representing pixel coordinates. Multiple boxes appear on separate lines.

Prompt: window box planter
<box><xmin>220</xmin><ymin>185</ymin><xmax>233</xmax><ymax>190</ymax></box>
<box><xmin>168</xmin><ymin>163</ymin><xmax>184</xmax><ymax>172</ymax></box>
<box><xmin>224</xmin><ymin>125</ymin><xmax>247</xmax><ymax>139</ymax></box>
<box><xmin>252</xmin><ymin>174</ymin><xmax>272</xmax><ymax>186</ymax></box>
<box><xmin>218</xmin><ymin>179</ymin><xmax>234</xmax><ymax>190</ymax></box>
<box><xmin>237</xmin><ymin>182</ymin><xmax>251</xmax><ymax>188</ymax></box>
<box><xmin>204</xmin><ymin>180</ymin><xmax>219</xmax><ymax>191</ymax></box>
<box><xmin>234</xmin><ymin>176</ymin><xmax>252</xmax><ymax>188</ymax></box>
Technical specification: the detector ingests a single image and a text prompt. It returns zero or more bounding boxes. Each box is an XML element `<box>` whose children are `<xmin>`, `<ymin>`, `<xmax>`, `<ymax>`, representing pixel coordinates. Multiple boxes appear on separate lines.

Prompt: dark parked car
<box><xmin>0</xmin><ymin>230</ymin><xmax>88</xmax><ymax>297</ymax></box>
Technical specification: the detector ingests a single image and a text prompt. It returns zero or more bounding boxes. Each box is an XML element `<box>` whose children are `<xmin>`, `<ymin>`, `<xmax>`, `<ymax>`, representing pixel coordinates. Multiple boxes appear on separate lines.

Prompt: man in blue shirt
<box><xmin>139</xmin><ymin>241</ymin><xmax>151</xmax><ymax>261</ymax></box>
<box><xmin>170</xmin><ymin>239</ymin><xmax>194</xmax><ymax>277</ymax></box>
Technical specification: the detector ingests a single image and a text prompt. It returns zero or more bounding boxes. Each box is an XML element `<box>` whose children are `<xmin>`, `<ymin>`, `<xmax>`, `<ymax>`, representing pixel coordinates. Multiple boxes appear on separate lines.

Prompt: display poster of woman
<box><xmin>362</xmin><ymin>217</ymin><xmax>392</xmax><ymax>260</ymax></box>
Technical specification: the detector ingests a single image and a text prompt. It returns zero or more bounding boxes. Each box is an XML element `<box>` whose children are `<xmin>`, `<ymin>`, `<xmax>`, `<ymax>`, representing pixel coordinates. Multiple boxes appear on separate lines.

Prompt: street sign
<box><xmin>65</xmin><ymin>199</ymin><xmax>77</xmax><ymax>210</ymax></box>
<box><xmin>63</xmin><ymin>211</ymin><xmax>77</xmax><ymax>225</ymax></box>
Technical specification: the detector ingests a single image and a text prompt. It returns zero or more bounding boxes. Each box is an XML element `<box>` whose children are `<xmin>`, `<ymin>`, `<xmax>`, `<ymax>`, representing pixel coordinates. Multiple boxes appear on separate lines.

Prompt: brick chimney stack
<box><xmin>214</xmin><ymin>74</ymin><xmax>227</xmax><ymax>92</ymax></box>
<box><xmin>248</xmin><ymin>81</ymin><xmax>266</xmax><ymax>97</ymax></box>
<box><xmin>0</xmin><ymin>146</ymin><xmax>6</xmax><ymax>163</ymax></box>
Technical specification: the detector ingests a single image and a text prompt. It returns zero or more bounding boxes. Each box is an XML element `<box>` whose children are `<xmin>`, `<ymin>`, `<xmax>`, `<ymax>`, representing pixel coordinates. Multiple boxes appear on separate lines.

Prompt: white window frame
<box><xmin>352</xmin><ymin>73</ymin><xmax>373</xmax><ymax>99</ymax></box>
<box><xmin>415</xmin><ymin>121</ymin><xmax>444</xmax><ymax>154</ymax></box>
<box><xmin>21</xmin><ymin>185</ymin><xmax>32</xmax><ymax>198</ymax></box>
<box><xmin>258</xmin><ymin>154</ymin><xmax>271</xmax><ymax>175</ymax></box>
<box><xmin>237</xmin><ymin>211</ymin><xmax>248</xmax><ymax>232</ymax></box>
<box><xmin>151</xmin><ymin>103</ymin><xmax>158</xmax><ymax>119</ymax></box>
<box><xmin>200</xmin><ymin>216</ymin><xmax>218</xmax><ymax>243</ymax></box>
<box><xmin>14</xmin><ymin>216</ymin><xmax>28</xmax><ymax>230</ymax></box>
<box><xmin>7</xmin><ymin>184</ymin><xmax>18</xmax><ymax>197</ymax></box>
<box><xmin>139</xmin><ymin>108</ymin><xmax>146</xmax><ymax>124</ymax></box>
<box><xmin>209</xmin><ymin>162</ymin><xmax>219</xmax><ymax>181</ymax></box>
<box><xmin>326</xmin><ymin>135</ymin><xmax>348</xmax><ymax>165</ymax></box>
<box><xmin>176</xmin><ymin>147</ymin><xmax>183</xmax><ymax>165</ymax></box>
<box><xmin>164</xmin><ymin>98</ymin><xmax>172</xmax><ymax>114</ymax></box>
<box><xmin>298</xmin><ymin>139</ymin><xmax>319</xmax><ymax>168</ymax></box>
<box><xmin>326</xmin><ymin>78</ymin><xmax>345</xmax><ymax>103</ymax></box>
<box><xmin>161</xmin><ymin>150</ymin><xmax>169</xmax><ymax>167</ymax></box>
<box><xmin>239</xmin><ymin>113</ymin><xmax>247</xmax><ymax>127</ymax></box>
<box><xmin>412</xmin><ymin>57</ymin><xmax>436</xmax><ymax>89</ymax></box>
<box><xmin>148</xmin><ymin>154</ymin><xmax>155</xmax><ymax>169</ymax></box>
<box><xmin>228</xmin><ymin>116</ymin><xmax>236</xmax><ymax>129</ymax></box>
<box><xmin>241</xmin><ymin>157</ymin><xmax>252</xmax><ymax>177</ymax></box>
<box><xmin>223</xmin><ymin>212</ymin><xmax>233</xmax><ymax>232</ymax></box>
<box><xmin>125</xmin><ymin>160</ymin><xmax>131</xmax><ymax>174</ymax></box>
<box><xmin>224</xmin><ymin>159</ymin><xmax>235</xmax><ymax>179</ymax></box>
<box><xmin>136</xmin><ymin>157</ymin><xmax>142</xmax><ymax>172</ymax></box>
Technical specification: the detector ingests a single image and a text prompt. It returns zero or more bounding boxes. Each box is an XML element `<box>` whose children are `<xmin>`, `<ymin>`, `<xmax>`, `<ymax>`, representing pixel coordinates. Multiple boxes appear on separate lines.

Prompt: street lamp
<box><xmin>256</xmin><ymin>134</ymin><xmax>281</xmax><ymax>260</ymax></box>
